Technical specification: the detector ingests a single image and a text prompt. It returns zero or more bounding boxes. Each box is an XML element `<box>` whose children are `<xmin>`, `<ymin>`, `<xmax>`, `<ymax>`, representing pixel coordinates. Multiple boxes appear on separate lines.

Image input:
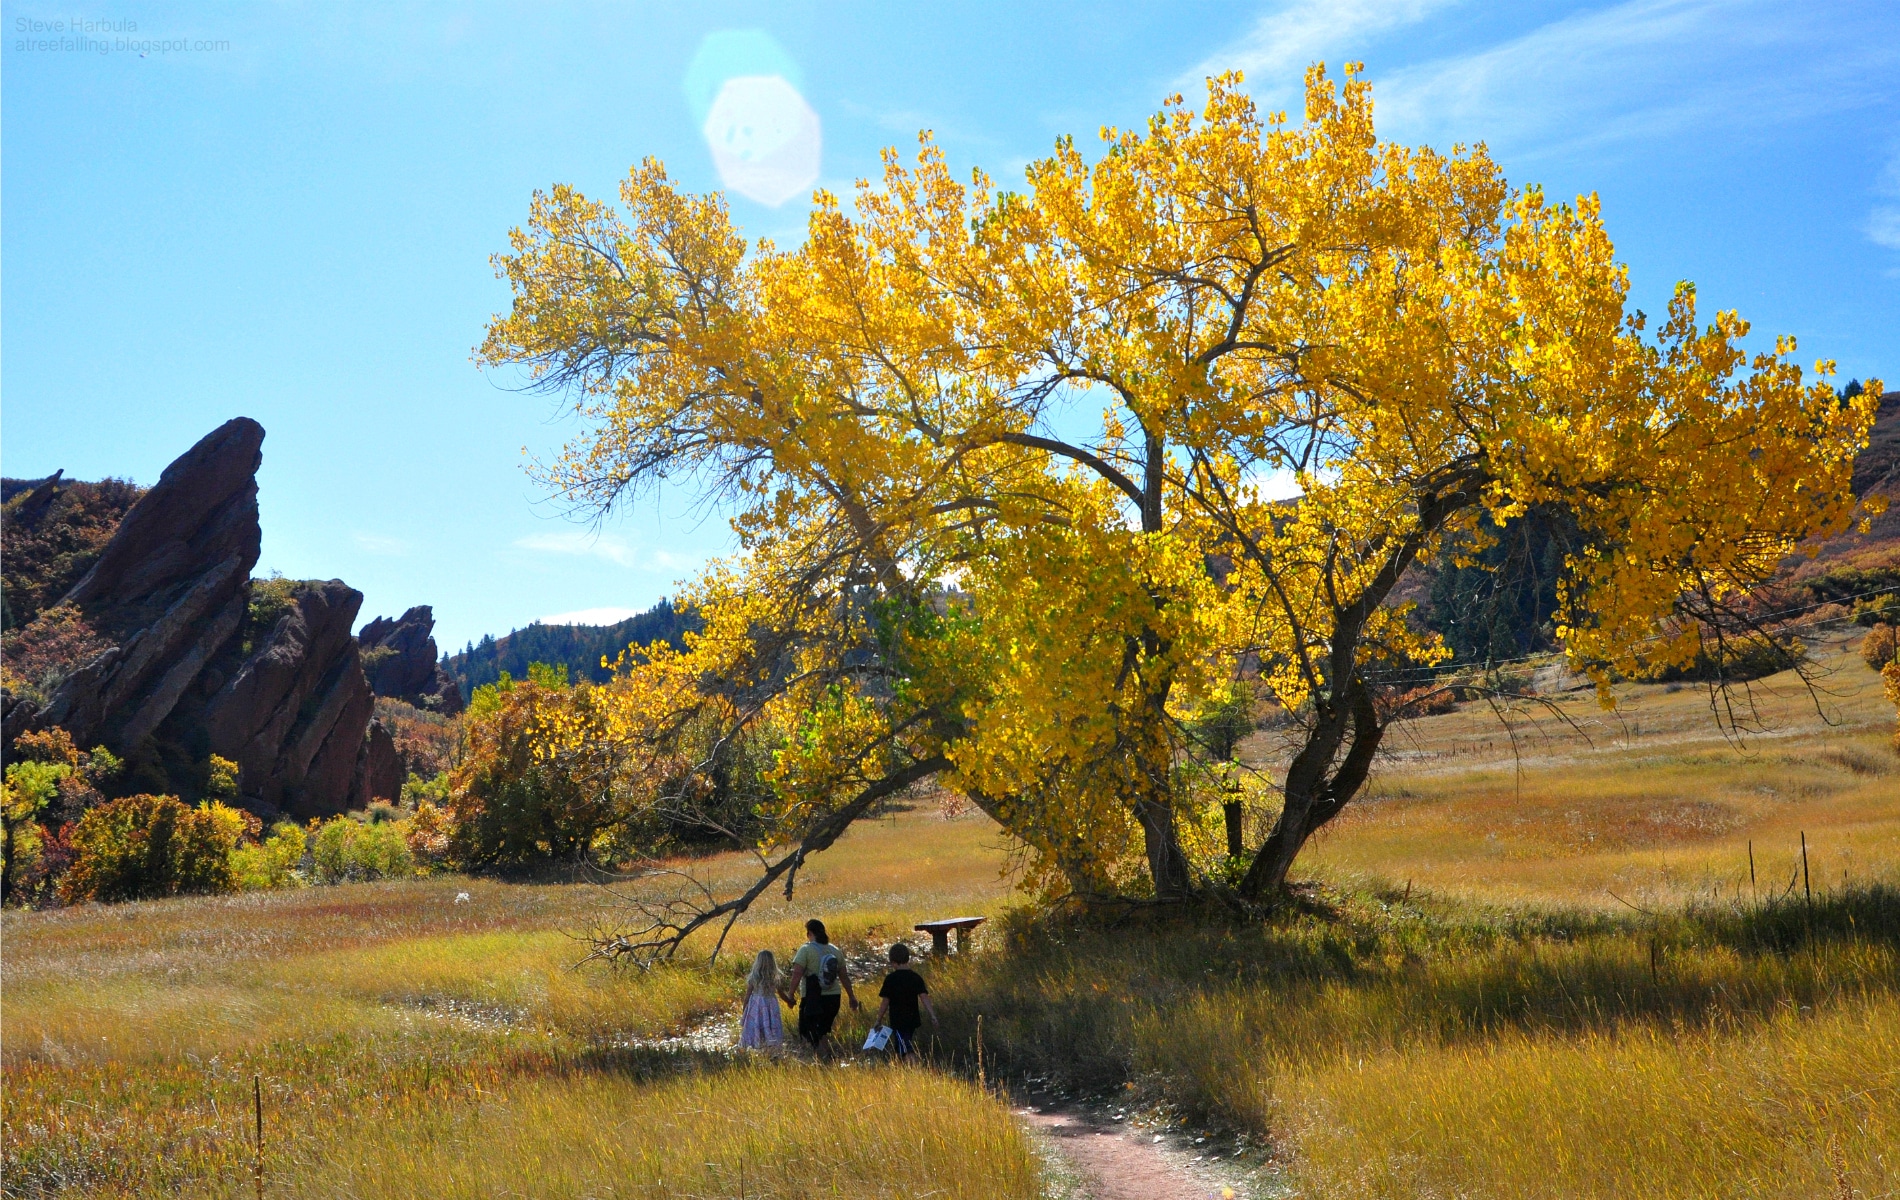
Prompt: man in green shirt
<box><xmin>782</xmin><ymin>918</ymin><xmax>860</xmax><ymax>1052</ymax></box>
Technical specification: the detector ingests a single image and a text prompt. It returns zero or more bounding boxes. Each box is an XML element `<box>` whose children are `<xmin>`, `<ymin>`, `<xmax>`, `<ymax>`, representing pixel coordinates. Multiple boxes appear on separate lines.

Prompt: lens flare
<box><xmin>683</xmin><ymin>30</ymin><xmax>821</xmax><ymax>208</ymax></box>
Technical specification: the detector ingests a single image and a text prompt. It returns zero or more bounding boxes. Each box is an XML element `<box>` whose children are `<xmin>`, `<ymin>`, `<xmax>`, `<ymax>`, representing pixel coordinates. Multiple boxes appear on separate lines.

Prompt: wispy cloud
<box><xmin>511</xmin><ymin>532</ymin><xmax>707</xmax><ymax>573</ymax></box>
<box><xmin>1180</xmin><ymin>0</ymin><xmax>1454</xmax><ymax>108</ymax></box>
<box><xmin>1372</xmin><ymin>0</ymin><xmax>1898</xmax><ymax>161</ymax></box>
<box><xmin>1871</xmin><ymin>149</ymin><xmax>1900</xmax><ymax>252</ymax></box>
<box><xmin>538</xmin><ymin>606</ymin><xmax>649</xmax><ymax>626</ymax></box>
<box><xmin>1871</xmin><ymin>210</ymin><xmax>1900</xmax><ymax>251</ymax></box>
<box><xmin>353</xmin><ymin>533</ymin><xmax>409</xmax><ymax>556</ymax></box>
<box><xmin>647</xmin><ymin>548</ymin><xmax>700</xmax><ymax>571</ymax></box>
<box><xmin>1188</xmin><ymin>0</ymin><xmax>1896</xmax><ymax>164</ymax></box>
<box><xmin>513</xmin><ymin>531</ymin><xmax>634</xmax><ymax>566</ymax></box>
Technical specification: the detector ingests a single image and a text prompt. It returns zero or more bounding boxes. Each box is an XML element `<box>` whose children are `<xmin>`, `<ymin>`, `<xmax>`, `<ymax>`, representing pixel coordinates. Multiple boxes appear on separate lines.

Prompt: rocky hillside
<box><xmin>1</xmin><ymin>420</ymin><xmax>445</xmax><ymax>818</ymax></box>
<box><xmin>1782</xmin><ymin>388</ymin><xmax>1900</xmax><ymax>581</ymax></box>
<box><xmin>1</xmin><ymin>472</ymin><xmax>145</xmax><ymax>631</ymax></box>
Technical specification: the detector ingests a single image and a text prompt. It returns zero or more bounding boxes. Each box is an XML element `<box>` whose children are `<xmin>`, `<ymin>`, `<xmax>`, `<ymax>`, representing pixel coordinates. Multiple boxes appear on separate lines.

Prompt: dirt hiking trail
<box><xmin>1015</xmin><ymin>1092</ymin><xmax>1278</xmax><ymax>1200</ymax></box>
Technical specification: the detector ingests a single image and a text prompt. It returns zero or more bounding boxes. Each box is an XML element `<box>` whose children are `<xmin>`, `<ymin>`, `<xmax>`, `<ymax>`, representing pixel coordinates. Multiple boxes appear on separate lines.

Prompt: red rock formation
<box><xmin>357</xmin><ymin>605</ymin><xmax>464</xmax><ymax>715</ymax></box>
<box><xmin>31</xmin><ymin>419</ymin><xmax>264</xmax><ymax>752</ymax></box>
<box><xmin>348</xmin><ymin>717</ymin><xmax>404</xmax><ymax>808</ymax></box>
<box><xmin>203</xmin><ymin>580</ymin><xmax>374</xmax><ymax>819</ymax></box>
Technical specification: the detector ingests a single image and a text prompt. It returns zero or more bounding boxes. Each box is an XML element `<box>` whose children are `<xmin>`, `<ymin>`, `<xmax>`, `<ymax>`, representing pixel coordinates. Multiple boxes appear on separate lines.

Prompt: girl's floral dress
<box><xmin>741</xmin><ymin>988</ymin><xmax>783</xmax><ymax>1049</ymax></box>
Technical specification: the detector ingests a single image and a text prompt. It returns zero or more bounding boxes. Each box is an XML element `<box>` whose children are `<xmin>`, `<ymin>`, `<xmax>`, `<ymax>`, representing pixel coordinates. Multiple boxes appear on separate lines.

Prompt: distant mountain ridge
<box><xmin>445</xmin><ymin>600</ymin><xmax>697</xmax><ymax>694</ymax></box>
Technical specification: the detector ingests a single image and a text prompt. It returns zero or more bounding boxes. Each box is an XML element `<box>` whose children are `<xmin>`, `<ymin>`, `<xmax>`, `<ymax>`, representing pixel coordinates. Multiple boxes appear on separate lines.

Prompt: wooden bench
<box><xmin>914</xmin><ymin>916</ymin><xmax>986</xmax><ymax>956</ymax></box>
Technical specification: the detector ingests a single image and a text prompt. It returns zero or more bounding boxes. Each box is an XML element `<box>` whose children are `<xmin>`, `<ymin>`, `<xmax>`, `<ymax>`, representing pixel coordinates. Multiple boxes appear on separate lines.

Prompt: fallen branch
<box><xmin>577</xmin><ymin>754</ymin><xmax>949</xmax><ymax>968</ymax></box>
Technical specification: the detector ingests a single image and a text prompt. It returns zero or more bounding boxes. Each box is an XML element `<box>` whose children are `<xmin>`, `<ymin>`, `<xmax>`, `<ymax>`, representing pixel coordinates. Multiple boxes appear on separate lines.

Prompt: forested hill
<box><xmin>444</xmin><ymin>599</ymin><xmax>698</xmax><ymax>694</ymax></box>
<box><xmin>1403</xmin><ymin>388</ymin><xmax>1900</xmax><ymax>666</ymax></box>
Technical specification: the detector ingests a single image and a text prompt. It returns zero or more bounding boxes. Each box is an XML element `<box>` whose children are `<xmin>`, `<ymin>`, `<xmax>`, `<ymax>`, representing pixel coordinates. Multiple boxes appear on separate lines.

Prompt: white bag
<box><xmin>862</xmin><ymin>1025</ymin><xmax>893</xmax><ymax>1051</ymax></box>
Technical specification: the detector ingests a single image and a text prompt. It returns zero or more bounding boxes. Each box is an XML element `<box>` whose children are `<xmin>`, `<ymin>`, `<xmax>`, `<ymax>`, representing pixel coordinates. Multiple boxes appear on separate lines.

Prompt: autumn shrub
<box><xmin>1854</xmin><ymin>591</ymin><xmax>1900</xmax><ymax>627</ymax></box>
<box><xmin>0</xmin><ymin>474</ymin><xmax>143</xmax><ymax>630</ymax></box>
<box><xmin>376</xmin><ymin>696</ymin><xmax>460</xmax><ymax>778</ymax></box>
<box><xmin>1864</xmin><ymin>622</ymin><xmax>1898</xmax><ymax>670</ymax></box>
<box><xmin>405</xmin><ymin>797</ymin><xmax>453</xmax><ymax>869</ymax></box>
<box><xmin>1886</xmin><ymin>658</ymin><xmax>1900</xmax><ymax>756</ymax></box>
<box><xmin>205</xmin><ymin>753</ymin><xmax>240</xmax><ymax>801</ymax></box>
<box><xmin>310</xmin><ymin>814</ymin><xmax>414</xmax><ymax>883</ymax></box>
<box><xmin>1625</xmin><ymin>630</ymin><xmax>1801</xmax><ymax>684</ymax></box>
<box><xmin>57</xmin><ymin>795</ymin><xmax>250</xmax><ymax>902</ymax></box>
<box><xmin>231</xmin><ymin>821</ymin><xmax>308</xmax><ymax>890</ymax></box>
<box><xmin>1</xmin><ymin>760</ymin><xmax>65</xmax><ymax>902</ymax></box>
<box><xmin>401</xmin><ymin>769</ymin><xmax>450</xmax><ymax>807</ymax></box>
<box><xmin>446</xmin><ymin>666</ymin><xmax>619</xmax><ymax>867</ymax></box>
<box><xmin>245</xmin><ymin>571</ymin><xmax>301</xmax><ymax>634</ymax></box>
<box><xmin>1385</xmin><ymin>683</ymin><xmax>1459</xmax><ymax>717</ymax></box>
<box><xmin>2</xmin><ymin>730</ymin><xmax>123</xmax><ymax>903</ymax></box>
<box><xmin>0</xmin><ymin>603</ymin><xmax>113</xmax><ymax>702</ymax></box>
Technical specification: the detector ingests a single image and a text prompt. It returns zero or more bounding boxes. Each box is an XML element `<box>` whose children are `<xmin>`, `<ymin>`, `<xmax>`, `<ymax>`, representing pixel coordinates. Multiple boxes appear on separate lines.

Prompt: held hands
<box><xmin>849</xmin><ymin>996</ymin><xmax>862</xmax><ymax>1012</ymax></box>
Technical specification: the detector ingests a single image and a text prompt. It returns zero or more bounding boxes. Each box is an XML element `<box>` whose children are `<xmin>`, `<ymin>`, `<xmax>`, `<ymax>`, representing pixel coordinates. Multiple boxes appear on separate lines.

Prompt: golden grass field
<box><xmin>1296</xmin><ymin>626</ymin><xmax>1899</xmax><ymax>908</ymax></box>
<box><xmin>2</xmin><ymin>806</ymin><xmax>1031</xmax><ymax>1198</ymax></box>
<box><xmin>4</xmin><ymin>628</ymin><xmax>1898</xmax><ymax>1198</ymax></box>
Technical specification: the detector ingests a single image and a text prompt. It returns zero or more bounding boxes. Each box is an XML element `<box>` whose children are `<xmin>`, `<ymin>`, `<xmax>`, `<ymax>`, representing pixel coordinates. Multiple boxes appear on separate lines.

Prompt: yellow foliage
<box><xmin>1885</xmin><ymin>658</ymin><xmax>1900</xmax><ymax>754</ymax></box>
<box><xmin>479</xmin><ymin>66</ymin><xmax>1881</xmax><ymax>897</ymax></box>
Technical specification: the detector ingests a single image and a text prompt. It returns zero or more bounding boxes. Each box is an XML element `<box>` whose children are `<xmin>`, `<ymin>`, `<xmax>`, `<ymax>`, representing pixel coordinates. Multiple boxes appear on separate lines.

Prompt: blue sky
<box><xmin>4</xmin><ymin>0</ymin><xmax>1896</xmax><ymax>654</ymax></box>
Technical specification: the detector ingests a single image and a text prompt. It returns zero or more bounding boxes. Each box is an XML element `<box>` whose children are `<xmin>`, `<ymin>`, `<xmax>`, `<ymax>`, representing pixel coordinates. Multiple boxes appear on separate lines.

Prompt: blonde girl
<box><xmin>740</xmin><ymin>950</ymin><xmax>785</xmax><ymax>1050</ymax></box>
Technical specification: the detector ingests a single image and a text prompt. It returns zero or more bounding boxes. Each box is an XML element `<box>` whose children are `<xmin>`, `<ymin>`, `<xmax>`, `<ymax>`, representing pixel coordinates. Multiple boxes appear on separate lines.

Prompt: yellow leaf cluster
<box><xmin>478</xmin><ymin>66</ymin><xmax>1881</xmax><ymax>895</ymax></box>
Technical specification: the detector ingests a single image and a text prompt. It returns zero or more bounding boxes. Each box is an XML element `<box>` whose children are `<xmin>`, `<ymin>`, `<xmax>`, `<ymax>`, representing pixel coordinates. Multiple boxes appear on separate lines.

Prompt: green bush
<box><xmin>1854</xmin><ymin>593</ymin><xmax>1900</xmax><ymax>628</ymax></box>
<box><xmin>58</xmin><ymin>796</ymin><xmax>247</xmax><ymax>903</ymax></box>
<box><xmin>231</xmin><ymin>822</ymin><xmax>307</xmax><ymax>890</ymax></box>
<box><xmin>205</xmin><ymin>754</ymin><xmax>240</xmax><ymax>802</ymax></box>
<box><xmin>310</xmin><ymin>815</ymin><xmax>414</xmax><ymax>883</ymax></box>
<box><xmin>400</xmin><ymin>770</ymin><xmax>450</xmax><ymax>807</ymax></box>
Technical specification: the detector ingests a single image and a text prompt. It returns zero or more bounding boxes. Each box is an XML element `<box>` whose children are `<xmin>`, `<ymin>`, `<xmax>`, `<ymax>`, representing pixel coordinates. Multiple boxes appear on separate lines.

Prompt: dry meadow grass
<box><xmin>5</xmin><ymin>638</ymin><xmax>1898</xmax><ymax>1198</ymax></box>
<box><xmin>1</xmin><ymin>804</ymin><xmax>1032</xmax><ymax>1198</ymax></box>
<box><xmin>1289</xmin><ymin>628</ymin><xmax>1899</xmax><ymax>908</ymax></box>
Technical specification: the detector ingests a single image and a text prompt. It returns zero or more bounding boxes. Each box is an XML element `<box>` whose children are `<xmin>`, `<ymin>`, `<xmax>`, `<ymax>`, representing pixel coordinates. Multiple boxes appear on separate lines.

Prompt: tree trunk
<box><xmin>1135</xmin><ymin>792</ymin><xmax>1192</xmax><ymax>901</ymax></box>
<box><xmin>1236</xmin><ymin>682</ymin><xmax>1384</xmax><ymax>901</ymax></box>
<box><xmin>1223</xmin><ymin>796</ymin><xmax>1244</xmax><ymax>859</ymax></box>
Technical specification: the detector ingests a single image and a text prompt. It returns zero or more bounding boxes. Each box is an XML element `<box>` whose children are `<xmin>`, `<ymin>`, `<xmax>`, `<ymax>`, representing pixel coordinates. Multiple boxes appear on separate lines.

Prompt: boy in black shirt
<box><xmin>873</xmin><ymin>942</ymin><xmax>936</xmax><ymax>1056</ymax></box>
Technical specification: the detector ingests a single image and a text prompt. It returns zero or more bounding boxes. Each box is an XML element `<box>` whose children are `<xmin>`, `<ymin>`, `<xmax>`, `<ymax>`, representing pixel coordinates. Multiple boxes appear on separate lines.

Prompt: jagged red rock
<box><xmin>357</xmin><ymin>604</ymin><xmax>464</xmax><ymax>715</ymax></box>
<box><xmin>204</xmin><ymin>579</ymin><xmax>374</xmax><ymax>818</ymax></box>
<box><xmin>348</xmin><ymin>717</ymin><xmax>404</xmax><ymax>808</ymax></box>
<box><xmin>33</xmin><ymin>418</ymin><xmax>264</xmax><ymax>752</ymax></box>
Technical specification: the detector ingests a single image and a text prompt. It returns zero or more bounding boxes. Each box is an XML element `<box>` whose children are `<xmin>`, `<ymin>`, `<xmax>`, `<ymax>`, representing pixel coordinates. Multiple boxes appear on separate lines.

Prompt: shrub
<box><xmin>1886</xmin><ymin>659</ymin><xmax>1900</xmax><ymax>757</ymax></box>
<box><xmin>1</xmin><ymin>731</ymin><xmax>129</xmax><ymax>903</ymax></box>
<box><xmin>58</xmin><ymin>796</ymin><xmax>248</xmax><ymax>903</ymax></box>
<box><xmin>1625</xmin><ymin>630</ymin><xmax>1800</xmax><ymax>683</ymax></box>
<box><xmin>0</xmin><ymin>605</ymin><xmax>114</xmax><ymax>703</ymax></box>
<box><xmin>0</xmin><ymin>763</ymin><xmax>62</xmax><ymax>903</ymax></box>
<box><xmin>230</xmin><ymin>822</ymin><xmax>307</xmax><ymax>890</ymax></box>
<box><xmin>310</xmin><ymin>815</ymin><xmax>414</xmax><ymax>883</ymax></box>
<box><xmin>447</xmin><ymin>666</ymin><xmax>619</xmax><ymax>867</ymax></box>
<box><xmin>0</xmin><ymin>475</ymin><xmax>143</xmax><ymax>630</ymax></box>
<box><xmin>404</xmin><ymin>798</ymin><xmax>452</xmax><ymax>870</ymax></box>
<box><xmin>1863</xmin><ymin>623</ymin><xmax>1898</xmax><ymax>671</ymax></box>
<box><xmin>1853</xmin><ymin>592</ymin><xmax>1900</xmax><ymax>628</ymax></box>
<box><xmin>205</xmin><ymin>754</ymin><xmax>240</xmax><ymax>802</ymax></box>
<box><xmin>399</xmin><ymin>769</ymin><xmax>450</xmax><ymax>808</ymax></box>
<box><xmin>376</xmin><ymin>697</ymin><xmax>459</xmax><ymax>779</ymax></box>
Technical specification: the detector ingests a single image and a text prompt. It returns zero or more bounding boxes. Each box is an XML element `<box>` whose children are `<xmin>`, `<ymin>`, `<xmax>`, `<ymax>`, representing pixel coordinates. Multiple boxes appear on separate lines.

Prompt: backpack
<box><xmin>803</xmin><ymin>945</ymin><xmax>841</xmax><ymax>999</ymax></box>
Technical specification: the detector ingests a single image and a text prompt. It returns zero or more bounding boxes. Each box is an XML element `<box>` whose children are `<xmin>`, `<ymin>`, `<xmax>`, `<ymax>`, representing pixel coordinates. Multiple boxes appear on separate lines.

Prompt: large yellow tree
<box><xmin>480</xmin><ymin>67</ymin><xmax>1881</xmax><ymax>935</ymax></box>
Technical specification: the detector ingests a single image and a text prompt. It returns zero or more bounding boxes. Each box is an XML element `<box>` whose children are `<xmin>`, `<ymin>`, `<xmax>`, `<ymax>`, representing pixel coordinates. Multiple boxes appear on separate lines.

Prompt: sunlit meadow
<box><xmin>5</xmin><ymin>632</ymin><xmax>1897</xmax><ymax>1197</ymax></box>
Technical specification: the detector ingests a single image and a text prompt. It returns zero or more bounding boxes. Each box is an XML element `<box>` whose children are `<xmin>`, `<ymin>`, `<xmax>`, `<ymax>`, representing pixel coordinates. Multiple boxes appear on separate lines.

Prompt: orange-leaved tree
<box><xmin>479</xmin><ymin>67</ymin><xmax>1882</xmax><ymax>942</ymax></box>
